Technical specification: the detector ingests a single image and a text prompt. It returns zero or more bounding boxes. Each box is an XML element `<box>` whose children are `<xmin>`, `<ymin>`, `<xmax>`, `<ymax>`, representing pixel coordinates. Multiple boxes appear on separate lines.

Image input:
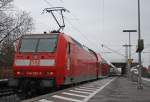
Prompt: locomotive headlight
<box><xmin>40</xmin><ymin>59</ymin><xmax>55</xmax><ymax>66</ymax></box>
<box><xmin>46</xmin><ymin>71</ymin><xmax>54</xmax><ymax>76</ymax></box>
<box><xmin>16</xmin><ymin>71</ymin><xmax>21</xmax><ymax>75</ymax></box>
<box><xmin>50</xmin><ymin>72</ymin><xmax>54</xmax><ymax>75</ymax></box>
<box><xmin>15</xmin><ymin>59</ymin><xmax>30</xmax><ymax>66</ymax></box>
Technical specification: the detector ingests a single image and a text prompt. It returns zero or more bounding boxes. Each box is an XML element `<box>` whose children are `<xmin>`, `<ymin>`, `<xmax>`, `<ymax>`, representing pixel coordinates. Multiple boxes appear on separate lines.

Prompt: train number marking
<box><xmin>30</xmin><ymin>60</ymin><xmax>40</xmax><ymax>66</ymax></box>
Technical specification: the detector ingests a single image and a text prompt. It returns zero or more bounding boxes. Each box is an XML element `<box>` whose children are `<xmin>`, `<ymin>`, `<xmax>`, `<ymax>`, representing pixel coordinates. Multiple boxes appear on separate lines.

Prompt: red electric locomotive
<box><xmin>9</xmin><ymin>32</ymin><xmax>102</xmax><ymax>90</ymax></box>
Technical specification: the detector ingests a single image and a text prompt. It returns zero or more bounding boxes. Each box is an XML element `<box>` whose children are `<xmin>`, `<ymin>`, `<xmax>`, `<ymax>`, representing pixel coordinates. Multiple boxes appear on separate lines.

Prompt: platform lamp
<box><xmin>123</xmin><ymin>30</ymin><xmax>137</xmax><ymax>80</ymax></box>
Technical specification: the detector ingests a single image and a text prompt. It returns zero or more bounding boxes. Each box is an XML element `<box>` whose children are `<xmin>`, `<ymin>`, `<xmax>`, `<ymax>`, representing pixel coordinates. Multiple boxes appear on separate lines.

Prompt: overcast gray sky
<box><xmin>14</xmin><ymin>0</ymin><xmax>150</xmax><ymax>67</ymax></box>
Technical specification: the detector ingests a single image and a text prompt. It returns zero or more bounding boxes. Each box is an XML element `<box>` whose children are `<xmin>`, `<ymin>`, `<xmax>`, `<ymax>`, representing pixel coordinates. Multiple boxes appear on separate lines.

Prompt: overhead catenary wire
<box><xmin>65</xmin><ymin>18</ymin><xmax>99</xmax><ymax>50</ymax></box>
<box><xmin>43</xmin><ymin>0</ymin><xmax>53</xmax><ymax>7</ymax></box>
<box><xmin>41</xmin><ymin>0</ymin><xmax>100</xmax><ymax>51</ymax></box>
<box><xmin>101</xmin><ymin>44</ymin><xmax>125</xmax><ymax>57</ymax></box>
<box><xmin>41</xmin><ymin>0</ymin><xmax>128</xmax><ymax>58</ymax></box>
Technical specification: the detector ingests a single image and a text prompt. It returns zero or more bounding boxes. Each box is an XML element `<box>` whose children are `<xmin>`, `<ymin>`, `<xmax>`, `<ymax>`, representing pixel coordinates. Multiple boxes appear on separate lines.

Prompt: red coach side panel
<box><xmin>101</xmin><ymin>58</ymin><xmax>109</xmax><ymax>76</ymax></box>
<box><xmin>63</xmin><ymin>35</ymin><xmax>98</xmax><ymax>83</ymax></box>
<box><xmin>96</xmin><ymin>53</ymin><xmax>103</xmax><ymax>78</ymax></box>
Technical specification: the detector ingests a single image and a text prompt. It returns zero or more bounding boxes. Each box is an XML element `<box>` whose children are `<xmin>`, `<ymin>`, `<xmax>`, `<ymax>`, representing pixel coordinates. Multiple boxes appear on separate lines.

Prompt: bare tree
<box><xmin>0</xmin><ymin>11</ymin><xmax>34</xmax><ymax>44</ymax></box>
<box><xmin>0</xmin><ymin>0</ymin><xmax>34</xmax><ymax>66</ymax></box>
<box><xmin>0</xmin><ymin>0</ymin><xmax>13</xmax><ymax>10</ymax></box>
<box><xmin>0</xmin><ymin>0</ymin><xmax>34</xmax><ymax>44</ymax></box>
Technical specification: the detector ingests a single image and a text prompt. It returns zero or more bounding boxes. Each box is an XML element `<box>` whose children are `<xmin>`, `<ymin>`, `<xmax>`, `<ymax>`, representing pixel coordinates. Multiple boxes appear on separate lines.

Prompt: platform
<box><xmin>23</xmin><ymin>77</ymin><xmax>115</xmax><ymax>102</ymax></box>
<box><xmin>23</xmin><ymin>77</ymin><xmax>150</xmax><ymax>102</ymax></box>
<box><xmin>89</xmin><ymin>77</ymin><xmax>150</xmax><ymax>102</ymax></box>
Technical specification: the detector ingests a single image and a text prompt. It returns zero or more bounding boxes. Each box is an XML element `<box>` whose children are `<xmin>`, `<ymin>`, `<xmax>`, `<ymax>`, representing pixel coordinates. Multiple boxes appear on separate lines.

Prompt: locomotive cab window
<box><xmin>19</xmin><ymin>35</ymin><xmax>58</xmax><ymax>52</ymax></box>
<box><xmin>37</xmin><ymin>38</ymin><xmax>57</xmax><ymax>52</ymax></box>
<box><xmin>20</xmin><ymin>39</ymin><xmax>38</xmax><ymax>52</ymax></box>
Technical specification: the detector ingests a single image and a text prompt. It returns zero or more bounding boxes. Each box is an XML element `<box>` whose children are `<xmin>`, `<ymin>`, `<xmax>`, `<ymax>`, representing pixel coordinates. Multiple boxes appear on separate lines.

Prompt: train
<box><xmin>101</xmin><ymin>58</ymin><xmax>109</xmax><ymax>77</ymax></box>
<box><xmin>8</xmin><ymin>32</ymin><xmax>110</xmax><ymax>91</ymax></box>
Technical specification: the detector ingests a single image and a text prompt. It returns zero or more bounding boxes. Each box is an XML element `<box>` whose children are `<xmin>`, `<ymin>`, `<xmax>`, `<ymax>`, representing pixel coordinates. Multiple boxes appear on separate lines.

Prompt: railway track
<box><xmin>0</xmin><ymin>87</ymin><xmax>54</xmax><ymax>101</ymax></box>
<box><xmin>0</xmin><ymin>88</ymin><xmax>20</xmax><ymax>102</ymax></box>
<box><xmin>0</xmin><ymin>78</ymin><xmax>103</xmax><ymax>102</ymax></box>
<box><xmin>0</xmin><ymin>89</ymin><xmax>14</xmax><ymax>96</ymax></box>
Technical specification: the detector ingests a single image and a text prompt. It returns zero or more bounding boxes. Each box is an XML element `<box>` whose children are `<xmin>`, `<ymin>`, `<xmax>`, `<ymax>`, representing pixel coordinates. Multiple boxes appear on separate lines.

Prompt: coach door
<box><xmin>66</xmin><ymin>43</ymin><xmax>75</xmax><ymax>83</ymax></box>
<box><xmin>67</xmin><ymin>43</ymin><xmax>71</xmax><ymax>71</ymax></box>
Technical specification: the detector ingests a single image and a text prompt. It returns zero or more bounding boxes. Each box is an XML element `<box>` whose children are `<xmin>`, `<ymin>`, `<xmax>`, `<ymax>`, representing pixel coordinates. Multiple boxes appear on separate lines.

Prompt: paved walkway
<box><xmin>89</xmin><ymin>77</ymin><xmax>150</xmax><ymax>102</ymax></box>
<box><xmin>23</xmin><ymin>78</ymin><xmax>115</xmax><ymax>102</ymax></box>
